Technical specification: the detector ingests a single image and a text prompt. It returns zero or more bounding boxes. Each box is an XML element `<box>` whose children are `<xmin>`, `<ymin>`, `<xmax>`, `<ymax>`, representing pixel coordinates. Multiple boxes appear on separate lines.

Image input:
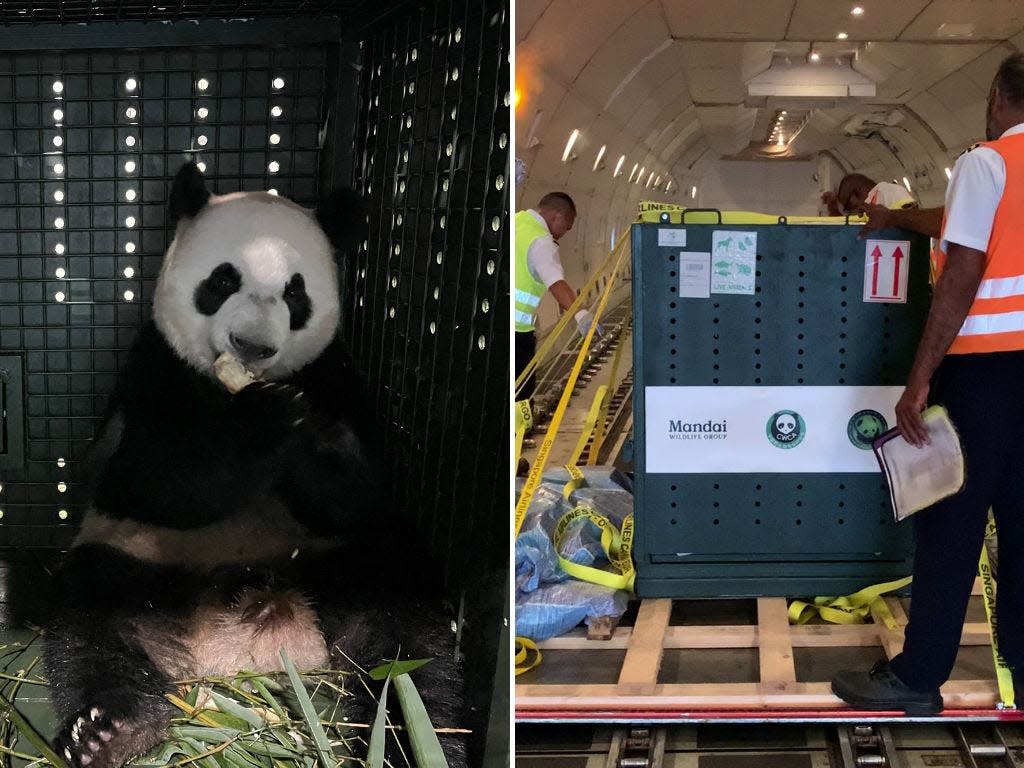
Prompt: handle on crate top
<box><xmin>777</xmin><ymin>215</ymin><xmax>788</xmax><ymax>225</ymax></box>
<box><xmin>680</xmin><ymin>208</ymin><xmax>722</xmax><ymax>224</ymax></box>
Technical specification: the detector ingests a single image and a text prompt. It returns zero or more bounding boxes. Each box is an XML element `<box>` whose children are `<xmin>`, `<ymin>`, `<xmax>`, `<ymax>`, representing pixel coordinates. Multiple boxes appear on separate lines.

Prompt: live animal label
<box><xmin>863</xmin><ymin>239</ymin><xmax>911</xmax><ymax>303</ymax></box>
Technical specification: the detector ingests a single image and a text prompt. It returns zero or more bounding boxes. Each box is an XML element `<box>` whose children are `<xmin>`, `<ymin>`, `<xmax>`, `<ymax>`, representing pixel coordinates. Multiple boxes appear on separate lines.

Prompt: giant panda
<box><xmin>43</xmin><ymin>163</ymin><xmax>466</xmax><ymax>768</ymax></box>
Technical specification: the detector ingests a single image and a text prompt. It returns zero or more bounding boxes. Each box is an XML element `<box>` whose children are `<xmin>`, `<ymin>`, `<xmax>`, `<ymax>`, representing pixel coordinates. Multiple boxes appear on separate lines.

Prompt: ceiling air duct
<box><xmin>747</xmin><ymin>55</ymin><xmax>875</xmax><ymax>99</ymax></box>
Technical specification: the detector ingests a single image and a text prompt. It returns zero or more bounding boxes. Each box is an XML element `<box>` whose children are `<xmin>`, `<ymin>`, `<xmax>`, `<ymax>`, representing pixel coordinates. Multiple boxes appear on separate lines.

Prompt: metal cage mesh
<box><xmin>0</xmin><ymin>44</ymin><xmax>330</xmax><ymax>546</ymax></box>
<box><xmin>0</xmin><ymin>2</ymin><xmax>362</xmax><ymax>25</ymax></box>
<box><xmin>349</xmin><ymin>0</ymin><xmax>510</xmax><ymax>587</ymax></box>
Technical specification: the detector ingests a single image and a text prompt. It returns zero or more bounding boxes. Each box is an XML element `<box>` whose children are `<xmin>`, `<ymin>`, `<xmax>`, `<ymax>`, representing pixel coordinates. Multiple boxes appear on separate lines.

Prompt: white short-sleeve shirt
<box><xmin>524</xmin><ymin>209</ymin><xmax>565</xmax><ymax>288</ymax></box>
<box><xmin>866</xmin><ymin>181</ymin><xmax>915</xmax><ymax>208</ymax></box>
<box><xmin>941</xmin><ymin>122</ymin><xmax>1024</xmax><ymax>254</ymax></box>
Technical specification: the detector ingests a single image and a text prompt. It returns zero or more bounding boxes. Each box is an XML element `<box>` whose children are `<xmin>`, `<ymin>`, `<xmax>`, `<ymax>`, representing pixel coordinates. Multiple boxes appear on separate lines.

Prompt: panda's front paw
<box><xmin>236</xmin><ymin>381</ymin><xmax>310</xmax><ymax>432</ymax></box>
<box><xmin>56</xmin><ymin>706</ymin><xmax>150</xmax><ymax>768</ymax></box>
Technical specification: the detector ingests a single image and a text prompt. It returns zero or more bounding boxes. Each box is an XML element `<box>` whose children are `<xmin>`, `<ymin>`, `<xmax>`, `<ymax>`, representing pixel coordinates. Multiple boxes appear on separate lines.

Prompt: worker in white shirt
<box><xmin>832</xmin><ymin>51</ymin><xmax>1024</xmax><ymax>714</ymax></box>
<box><xmin>822</xmin><ymin>174</ymin><xmax>917</xmax><ymax>215</ymax></box>
<box><xmin>514</xmin><ymin>192</ymin><xmax>598</xmax><ymax>400</ymax></box>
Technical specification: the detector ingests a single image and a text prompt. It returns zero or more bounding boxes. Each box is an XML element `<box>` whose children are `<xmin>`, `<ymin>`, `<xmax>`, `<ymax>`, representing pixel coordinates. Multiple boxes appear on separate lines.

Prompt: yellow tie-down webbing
<box><xmin>513</xmin><ymin>239</ymin><xmax>630</xmax><ymax>539</ymax></box>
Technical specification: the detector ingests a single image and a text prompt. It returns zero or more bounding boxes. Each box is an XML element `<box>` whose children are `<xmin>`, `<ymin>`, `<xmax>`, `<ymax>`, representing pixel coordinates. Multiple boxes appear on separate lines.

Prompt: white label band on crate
<box><xmin>643</xmin><ymin>386</ymin><xmax>902</xmax><ymax>473</ymax></box>
<box><xmin>863</xmin><ymin>239</ymin><xmax>911</xmax><ymax>303</ymax></box>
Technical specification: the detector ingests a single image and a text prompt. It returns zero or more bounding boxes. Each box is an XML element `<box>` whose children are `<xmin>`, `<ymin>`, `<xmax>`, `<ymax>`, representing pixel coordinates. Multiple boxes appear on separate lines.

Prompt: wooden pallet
<box><xmin>516</xmin><ymin>580</ymin><xmax>1016</xmax><ymax>718</ymax></box>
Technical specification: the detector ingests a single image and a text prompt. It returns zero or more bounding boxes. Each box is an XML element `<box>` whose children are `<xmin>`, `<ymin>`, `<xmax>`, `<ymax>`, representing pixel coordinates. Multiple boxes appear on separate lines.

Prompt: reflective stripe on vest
<box><xmin>935</xmin><ymin>133</ymin><xmax>1024</xmax><ymax>354</ymax></box>
<box><xmin>515</xmin><ymin>210</ymin><xmax>552</xmax><ymax>332</ymax></box>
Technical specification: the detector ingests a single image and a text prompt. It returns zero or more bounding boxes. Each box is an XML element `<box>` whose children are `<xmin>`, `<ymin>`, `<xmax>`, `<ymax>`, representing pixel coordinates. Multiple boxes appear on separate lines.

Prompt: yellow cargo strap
<box><xmin>514</xmin><ymin>235</ymin><xmax>627</xmax><ymax>399</ymax></box>
<box><xmin>514</xmin><ymin>240</ymin><xmax>629</xmax><ymax>539</ymax></box>
<box><xmin>980</xmin><ymin>514</ymin><xmax>1016</xmax><ymax>709</ymax></box>
<box><xmin>514</xmin><ymin>399</ymin><xmax>533</xmax><ymax>468</ymax></box>
<box><xmin>638</xmin><ymin>200</ymin><xmax>687</xmax><ymax>213</ymax></box>
<box><xmin>553</xmin><ymin>506</ymin><xmax>635</xmax><ymax>592</ymax></box>
<box><xmin>788</xmin><ymin>576</ymin><xmax>912</xmax><ymax>630</ymax></box>
<box><xmin>589</xmin><ymin>319</ymin><xmax>631</xmax><ymax>466</ymax></box>
<box><xmin>559</xmin><ymin>385</ymin><xmax>609</xmax><ymax>502</ymax></box>
<box><xmin>514</xmin><ymin>637</ymin><xmax>541</xmax><ymax>676</ymax></box>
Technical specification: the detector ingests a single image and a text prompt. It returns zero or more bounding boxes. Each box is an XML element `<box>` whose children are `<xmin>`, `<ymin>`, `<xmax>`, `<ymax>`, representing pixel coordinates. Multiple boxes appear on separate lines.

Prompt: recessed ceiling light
<box><xmin>851</xmin><ymin>5</ymin><xmax>864</xmax><ymax>16</ymax></box>
<box><xmin>837</xmin><ymin>31</ymin><xmax>848</xmax><ymax>40</ymax></box>
<box><xmin>561</xmin><ymin>129</ymin><xmax>579</xmax><ymax>162</ymax></box>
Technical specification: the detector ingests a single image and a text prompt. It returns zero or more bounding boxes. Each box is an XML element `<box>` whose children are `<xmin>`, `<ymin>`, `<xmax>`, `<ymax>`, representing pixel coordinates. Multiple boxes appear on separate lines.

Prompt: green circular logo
<box><xmin>847</xmin><ymin>409</ymin><xmax>888</xmax><ymax>449</ymax></box>
<box><xmin>766</xmin><ymin>410</ymin><xmax>805</xmax><ymax>449</ymax></box>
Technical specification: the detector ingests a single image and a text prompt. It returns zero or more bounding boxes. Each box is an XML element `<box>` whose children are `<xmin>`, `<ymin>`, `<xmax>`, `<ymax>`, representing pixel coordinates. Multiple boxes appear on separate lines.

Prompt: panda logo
<box><xmin>766</xmin><ymin>410</ymin><xmax>805</xmax><ymax>449</ymax></box>
<box><xmin>848</xmin><ymin>409</ymin><xmax>888</xmax><ymax>449</ymax></box>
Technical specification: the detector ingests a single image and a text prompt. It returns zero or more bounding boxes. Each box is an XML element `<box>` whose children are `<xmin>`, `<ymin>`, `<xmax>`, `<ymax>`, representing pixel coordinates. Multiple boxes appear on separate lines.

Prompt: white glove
<box><xmin>575</xmin><ymin>309</ymin><xmax>603</xmax><ymax>338</ymax></box>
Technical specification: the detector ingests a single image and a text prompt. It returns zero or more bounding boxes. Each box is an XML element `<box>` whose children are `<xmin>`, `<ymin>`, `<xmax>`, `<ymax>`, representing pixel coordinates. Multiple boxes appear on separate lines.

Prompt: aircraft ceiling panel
<box><xmin>787</xmin><ymin>0</ymin><xmax>927</xmax><ymax>42</ymax></box>
<box><xmin>696</xmin><ymin>105</ymin><xmax>757</xmax><ymax>154</ymax></box>
<box><xmin>660</xmin><ymin>119</ymin><xmax>703</xmax><ymax>165</ymax></box>
<box><xmin>573</xmin><ymin>6</ymin><xmax>672</xmax><ymax>110</ymax></box>
<box><xmin>518</xmin><ymin>0</ymin><xmax>650</xmax><ymax>87</ymax></box>
<box><xmin>660</xmin><ymin>0</ymin><xmax>793</xmax><ymax>40</ymax></box>
<box><xmin>677</xmin><ymin>42</ymin><xmax>776</xmax><ymax>81</ymax></box>
<box><xmin>646</xmin><ymin>105</ymin><xmax>697</xmax><ymax>155</ymax></box>
<box><xmin>516</xmin><ymin>0</ymin><xmax>552</xmax><ymax>42</ymax></box>
<box><xmin>686</xmin><ymin>70</ymin><xmax>746</xmax><ymax>103</ymax></box>
<box><xmin>928</xmin><ymin>69</ymin><xmax>986</xmax><ymax>116</ymax></box>
<box><xmin>899</xmin><ymin>0</ymin><xmax>1024</xmax><ymax>41</ymax></box>
<box><xmin>958</xmin><ymin>43</ymin><xmax>1015</xmax><ymax>91</ymax></box>
<box><xmin>515</xmin><ymin>69</ymin><xmax>569</xmax><ymax>143</ymax></box>
<box><xmin>858</xmin><ymin>42</ymin><xmax>991</xmax><ymax>100</ymax></box>
<box><xmin>907</xmin><ymin>89</ymin><xmax>973</xmax><ymax>151</ymax></box>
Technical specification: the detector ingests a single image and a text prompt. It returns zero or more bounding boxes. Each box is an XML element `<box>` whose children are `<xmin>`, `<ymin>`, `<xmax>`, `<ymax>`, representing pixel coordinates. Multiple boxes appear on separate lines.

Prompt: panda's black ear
<box><xmin>169</xmin><ymin>162</ymin><xmax>210</xmax><ymax>224</ymax></box>
<box><xmin>316</xmin><ymin>188</ymin><xmax>368</xmax><ymax>256</ymax></box>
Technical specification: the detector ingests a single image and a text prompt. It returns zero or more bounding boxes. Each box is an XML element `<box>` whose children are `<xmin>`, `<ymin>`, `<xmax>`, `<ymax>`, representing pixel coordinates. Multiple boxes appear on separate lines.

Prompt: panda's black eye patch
<box><xmin>194</xmin><ymin>262</ymin><xmax>242</xmax><ymax>316</ymax></box>
<box><xmin>283</xmin><ymin>273</ymin><xmax>312</xmax><ymax>330</ymax></box>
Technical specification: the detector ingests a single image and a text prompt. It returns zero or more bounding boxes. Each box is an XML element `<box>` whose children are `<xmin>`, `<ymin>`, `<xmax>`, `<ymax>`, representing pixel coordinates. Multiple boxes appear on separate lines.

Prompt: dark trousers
<box><xmin>514</xmin><ymin>331</ymin><xmax>536</xmax><ymax>402</ymax></box>
<box><xmin>890</xmin><ymin>351</ymin><xmax>1024</xmax><ymax>690</ymax></box>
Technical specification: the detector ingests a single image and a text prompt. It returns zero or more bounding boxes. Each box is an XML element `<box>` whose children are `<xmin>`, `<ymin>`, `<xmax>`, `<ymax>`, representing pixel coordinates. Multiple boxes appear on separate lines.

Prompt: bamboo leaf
<box><xmin>366</xmin><ymin>674</ymin><xmax>391</xmax><ymax>768</ymax></box>
<box><xmin>0</xmin><ymin>690</ymin><xmax>68</xmax><ymax>768</ymax></box>
<box><xmin>206</xmin><ymin>690</ymin><xmax>266</xmax><ymax>729</ymax></box>
<box><xmin>171</xmin><ymin>727</ymin><xmax>246</xmax><ymax>743</ymax></box>
<box><xmin>279</xmin><ymin>650</ymin><xmax>336</xmax><ymax>768</ymax></box>
<box><xmin>248</xmin><ymin>678</ymin><xmax>288</xmax><ymax>723</ymax></box>
<box><xmin>367</xmin><ymin>659</ymin><xmax>431</xmax><ymax>682</ymax></box>
<box><xmin>393</xmin><ymin>674</ymin><xmax>450</xmax><ymax>768</ymax></box>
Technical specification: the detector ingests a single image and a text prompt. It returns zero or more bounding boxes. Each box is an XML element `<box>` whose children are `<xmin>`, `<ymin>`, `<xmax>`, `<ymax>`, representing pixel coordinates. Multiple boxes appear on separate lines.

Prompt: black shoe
<box><xmin>831</xmin><ymin>661</ymin><xmax>943</xmax><ymax>715</ymax></box>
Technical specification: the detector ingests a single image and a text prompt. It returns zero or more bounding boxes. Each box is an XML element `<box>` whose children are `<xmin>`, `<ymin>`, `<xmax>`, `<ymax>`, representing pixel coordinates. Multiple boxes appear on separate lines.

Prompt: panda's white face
<box><xmin>153</xmin><ymin>191</ymin><xmax>340</xmax><ymax>381</ymax></box>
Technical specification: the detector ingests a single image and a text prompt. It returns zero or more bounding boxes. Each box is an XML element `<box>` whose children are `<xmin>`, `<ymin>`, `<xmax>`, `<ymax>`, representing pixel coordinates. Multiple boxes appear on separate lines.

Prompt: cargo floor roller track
<box><xmin>516</xmin><ymin>578</ymin><xmax>1020</xmax><ymax>724</ymax></box>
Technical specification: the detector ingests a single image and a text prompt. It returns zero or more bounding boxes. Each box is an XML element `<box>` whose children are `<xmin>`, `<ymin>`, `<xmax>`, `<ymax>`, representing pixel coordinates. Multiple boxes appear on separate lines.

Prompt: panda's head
<box><xmin>154</xmin><ymin>163</ymin><xmax>365</xmax><ymax>381</ymax></box>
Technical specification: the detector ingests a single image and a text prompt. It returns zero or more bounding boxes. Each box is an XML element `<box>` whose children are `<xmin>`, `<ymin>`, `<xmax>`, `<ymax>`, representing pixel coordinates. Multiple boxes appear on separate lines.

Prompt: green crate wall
<box><xmin>632</xmin><ymin>219</ymin><xmax>929</xmax><ymax>598</ymax></box>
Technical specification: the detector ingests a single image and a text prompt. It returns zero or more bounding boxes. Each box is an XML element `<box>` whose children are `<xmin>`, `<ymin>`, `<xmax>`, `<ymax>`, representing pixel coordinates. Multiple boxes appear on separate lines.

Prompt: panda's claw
<box><xmin>64</xmin><ymin>747</ymin><xmax>73</xmax><ymax>761</ymax></box>
<box><xmin>89</xmin><ymin>706</ymin><xmax>101</xmax><ymax>722</ymax></box>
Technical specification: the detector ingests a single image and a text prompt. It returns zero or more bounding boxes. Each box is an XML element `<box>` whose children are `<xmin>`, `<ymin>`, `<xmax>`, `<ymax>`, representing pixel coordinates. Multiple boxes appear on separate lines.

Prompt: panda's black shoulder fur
<box><xmin>92</xmin><ymin>320</ymin><xmax>384</xmax><ymax>533</ymax></box>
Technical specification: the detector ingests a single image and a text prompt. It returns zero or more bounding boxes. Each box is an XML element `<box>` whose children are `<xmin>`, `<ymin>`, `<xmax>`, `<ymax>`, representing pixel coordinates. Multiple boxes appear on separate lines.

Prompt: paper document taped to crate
<box><xmin>873</xmin><ymin>405</ymin><xmax>965</xmax><ymax>521</ymax></box>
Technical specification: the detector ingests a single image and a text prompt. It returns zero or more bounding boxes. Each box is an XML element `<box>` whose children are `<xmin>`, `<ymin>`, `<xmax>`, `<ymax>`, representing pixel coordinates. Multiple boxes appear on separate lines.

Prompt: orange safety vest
<box><xmin>933</xmin><ymin>133</ymin><xmax>1024</xmax><ymax>354</ymax></box>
